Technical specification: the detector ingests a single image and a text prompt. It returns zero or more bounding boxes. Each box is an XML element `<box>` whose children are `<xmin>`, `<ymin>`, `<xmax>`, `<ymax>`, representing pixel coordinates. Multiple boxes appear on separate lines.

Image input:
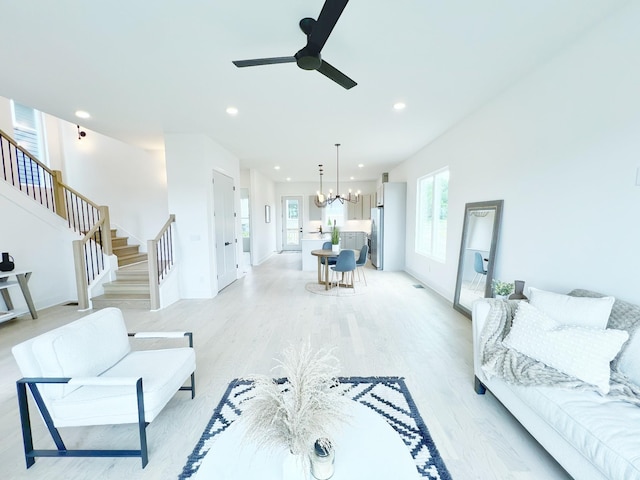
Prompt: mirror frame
<box><xmin>453</xmin><ymin>200</ymin><xmax>504</xmax><ymax>319</ymax></box>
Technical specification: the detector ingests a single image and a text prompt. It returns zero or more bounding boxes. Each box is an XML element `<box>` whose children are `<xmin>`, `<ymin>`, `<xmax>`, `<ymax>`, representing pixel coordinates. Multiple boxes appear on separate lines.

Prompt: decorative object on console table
<box><xmin>509</xmin><ymin>280</ymin><xmax>528</xmax><ymax>300</ymax></box>
<box><xmin>0</xmin><ymin>252</ymin><xmax>15</xmax><ymax>272</ymax></box>
<box><xmin>492</xmin><ymin>279</ymin><xmax>514</xmax><ymax>299</ymax></box>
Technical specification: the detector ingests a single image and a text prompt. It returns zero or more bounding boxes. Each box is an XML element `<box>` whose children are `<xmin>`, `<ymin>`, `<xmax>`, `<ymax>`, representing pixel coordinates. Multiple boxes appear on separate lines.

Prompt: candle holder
<box><xmin>310</xmin><ymin>438</ymin><xmax>335</xmax><ymax>479</ymax></box>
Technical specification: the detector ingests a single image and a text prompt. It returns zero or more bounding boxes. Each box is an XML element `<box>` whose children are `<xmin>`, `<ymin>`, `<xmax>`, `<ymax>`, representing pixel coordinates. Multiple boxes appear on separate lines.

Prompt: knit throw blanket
<box><xmin>479</xmin><ymin>290</ymin><xmax>640</xmax><ymax>406</ymax></box>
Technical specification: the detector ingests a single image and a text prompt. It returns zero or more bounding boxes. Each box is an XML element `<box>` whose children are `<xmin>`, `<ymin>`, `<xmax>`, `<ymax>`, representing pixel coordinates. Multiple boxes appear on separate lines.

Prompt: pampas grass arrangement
<box><xmin>240</xmin><ymin>343</ymin><xmax>349</xmax><ymax>457</ymax></box>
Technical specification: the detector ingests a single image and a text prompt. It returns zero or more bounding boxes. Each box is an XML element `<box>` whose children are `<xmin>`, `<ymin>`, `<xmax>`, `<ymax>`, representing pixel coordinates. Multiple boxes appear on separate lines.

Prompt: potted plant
<box><xmin>331</xmin><ymin>226</ymin><xmax>340</xmax><ymax>253</ymax></box>
<box><xmin>492</xmin><ymin>279</ymin><xmax>514</xmax><ymax>299</ymax></box>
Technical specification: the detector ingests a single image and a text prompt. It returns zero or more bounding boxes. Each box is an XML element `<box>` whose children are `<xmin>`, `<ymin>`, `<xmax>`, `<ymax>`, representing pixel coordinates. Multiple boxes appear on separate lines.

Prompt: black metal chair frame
<box><xmin>15</xmin><ymin>332</ymin><xmax>195</xmax><ymax>469</ymax></box>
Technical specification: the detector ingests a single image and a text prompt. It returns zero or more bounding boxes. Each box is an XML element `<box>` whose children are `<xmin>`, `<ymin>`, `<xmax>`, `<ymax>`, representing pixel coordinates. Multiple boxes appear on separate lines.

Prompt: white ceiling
<box><xmin>0</xmin><ymin>0</ymin><xmax>625</xmax><ymax>183</ymax></box>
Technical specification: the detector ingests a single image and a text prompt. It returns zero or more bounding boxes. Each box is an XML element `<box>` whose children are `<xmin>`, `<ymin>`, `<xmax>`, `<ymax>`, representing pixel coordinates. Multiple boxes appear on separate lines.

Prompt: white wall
<box><xmin>55</xmin><ymin>121</ymin><xmax>168</xmax><ymax>246</ymax></box>
<box><xmin>0</xmin><ymin>181</ymin><xmax>77</xmax><ymax>311</ymax></box>
<box><xmin>249</xmin><ymin>169</ymin><xmax>277</xmax><ymax>265</ymax></box>
<box><xmin>165</xmin><ymin>133</ymin><xmax>241</xmax><ymax>298</ymax></box>
<box><xmin>0</xmin><ymin>97</ymin><xmax>13</xmax><ymax>135</ymax></box>
<box><xmin>394</xmin><ymin>1</ymin><xmax>640</xmax><ymax>304</ymax></box>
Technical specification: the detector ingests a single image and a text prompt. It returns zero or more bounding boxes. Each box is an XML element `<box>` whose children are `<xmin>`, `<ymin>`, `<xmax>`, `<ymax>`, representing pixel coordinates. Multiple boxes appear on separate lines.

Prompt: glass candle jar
<box><xmin>310</xmin><ymin>438</ymin><xmax>335</xmax><ymax>480</ymax></box>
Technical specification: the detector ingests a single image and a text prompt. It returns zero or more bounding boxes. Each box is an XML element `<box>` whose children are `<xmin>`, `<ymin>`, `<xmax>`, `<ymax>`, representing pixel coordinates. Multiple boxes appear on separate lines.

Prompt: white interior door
<box><xmin>282</xmin><ymin>196</ymin><xmax>303</xmax><ymax>251</ymax></box>
<box><xmin>213</xmin><ymin>170</ymin><xmax>236</xmax><ymax>291</ymax></box>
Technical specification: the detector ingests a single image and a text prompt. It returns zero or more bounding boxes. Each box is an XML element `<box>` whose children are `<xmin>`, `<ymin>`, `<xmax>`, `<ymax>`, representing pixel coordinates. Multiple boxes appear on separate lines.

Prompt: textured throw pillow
<box><xmin>529</xmin><ymin>287</ymin><xmax>615</xmax><ymax>329</ymax></box>
<box><xmin>503</xmin><ymin>302</ymin><xmax>628</xmax><ymax>394</ymax></box>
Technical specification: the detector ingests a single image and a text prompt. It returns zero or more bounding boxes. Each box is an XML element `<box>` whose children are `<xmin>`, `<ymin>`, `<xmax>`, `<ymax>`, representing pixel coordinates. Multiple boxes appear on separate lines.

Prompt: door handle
<box><xmin>224</xmin><ymin>242</ymin><xmax>231</xmax><ymax>246</ymax></box>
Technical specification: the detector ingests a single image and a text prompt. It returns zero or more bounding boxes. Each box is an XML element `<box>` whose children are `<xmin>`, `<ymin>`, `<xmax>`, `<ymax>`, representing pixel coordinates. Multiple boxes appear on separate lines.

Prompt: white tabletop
<box><xmin>193</xmin><ymin>400</ymin><xmax>420</xmax><ymax>479</ymax></box>
<box><xmin>0</xmin><ymin>269</ymin><xmax>31</xmax><ymax>277</ymax></box>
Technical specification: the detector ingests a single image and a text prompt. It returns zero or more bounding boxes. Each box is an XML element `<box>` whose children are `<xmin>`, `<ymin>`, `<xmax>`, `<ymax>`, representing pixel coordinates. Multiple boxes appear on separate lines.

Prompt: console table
<box><xmin>0</xmin><ymin>270</ymin><xmax>37</xmax><ymax>323</ymax></box>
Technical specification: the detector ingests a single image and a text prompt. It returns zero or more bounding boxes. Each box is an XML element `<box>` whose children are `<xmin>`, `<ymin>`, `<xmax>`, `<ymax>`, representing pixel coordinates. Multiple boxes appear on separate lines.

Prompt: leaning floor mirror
<box><xmin>453</xmin><ymin>200</ymin><xmax>504</xmax><ymax>319</ymax></box>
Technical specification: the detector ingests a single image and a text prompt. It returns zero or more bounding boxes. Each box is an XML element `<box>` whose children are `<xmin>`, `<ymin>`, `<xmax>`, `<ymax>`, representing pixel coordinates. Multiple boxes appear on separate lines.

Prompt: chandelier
<box><xmin>315</xmin><ymin>143</ymin><xmax>360</xmax><ymax>207</ymax></box>
<box><xmin>314</xmin><ymin>164</ymin><xmax>327</xmax><ymax>208</ymax></box>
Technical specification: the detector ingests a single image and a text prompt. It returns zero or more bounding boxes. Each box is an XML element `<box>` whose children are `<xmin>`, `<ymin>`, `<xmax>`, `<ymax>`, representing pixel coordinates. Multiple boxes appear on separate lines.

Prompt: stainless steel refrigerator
<box><xmin>370</xmin><ymin>182</ymin><xmax>406</xmax><ymax>271</ymax></box>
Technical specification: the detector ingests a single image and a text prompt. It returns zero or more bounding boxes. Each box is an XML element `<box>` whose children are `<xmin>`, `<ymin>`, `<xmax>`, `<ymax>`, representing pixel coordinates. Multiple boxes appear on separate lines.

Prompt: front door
<box><xmin>213</xmin><ymin>170</ymin><xmax>237</xmax><ymax>291</ymax></box>
<box><xmin>282</xmin><ymin>196</ymin><xmax>303</xmax><ymax>251</ymax></box>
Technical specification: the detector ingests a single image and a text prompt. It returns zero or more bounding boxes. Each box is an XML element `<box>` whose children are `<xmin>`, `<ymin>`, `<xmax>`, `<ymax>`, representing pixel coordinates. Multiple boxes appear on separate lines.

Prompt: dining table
<box><xmin>310</xmin><ymin>249</ymin><xmax>338</xmax><ymax>290</ymax></box>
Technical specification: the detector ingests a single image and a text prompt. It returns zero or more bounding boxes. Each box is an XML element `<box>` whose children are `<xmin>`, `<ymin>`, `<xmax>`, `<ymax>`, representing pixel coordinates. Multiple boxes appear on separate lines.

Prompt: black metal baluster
<box><xmin>44</xmin><ymin>170</ymin><xmax>53</xmax><ymax>212</ymax></box>
<box><xmin>1</xmin><ymin>138</ymin><xmax>7</xmax><ymax>181</ymax></box>
<box><xmin>158</xmin><ymin>237</ymin><xmax>163</xmax><ymax>282</ymax></box>
<box><xmin>169</xmin><ymin>224</ymin><xmax>174</xmax><ymax>269</ymax></box>
<box><xmin>8</xmin><ymin>144</ymin><xmax>17</xmax><ymax>188</ymax></box>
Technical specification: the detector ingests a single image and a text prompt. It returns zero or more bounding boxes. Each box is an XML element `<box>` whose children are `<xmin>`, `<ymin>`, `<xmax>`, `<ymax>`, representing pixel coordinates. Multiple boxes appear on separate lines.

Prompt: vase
<box><xmin>509</xmin><ymin>280</ymin><xmax>528</xmax><ymax>300</ymax></box>
<box><xmin>331</xmin><ymin>243</ymin><xmax>340</xmax><ymax>253</ymax></box>
<box><xmin>0</xmin><ymin>252</ymin><xmax>15</xmax><ymax>272</ymax></box>
<box><xmin>283</xmin><ymin>452</ymin><xmax>309</xmax><ymax>480</ymax></box>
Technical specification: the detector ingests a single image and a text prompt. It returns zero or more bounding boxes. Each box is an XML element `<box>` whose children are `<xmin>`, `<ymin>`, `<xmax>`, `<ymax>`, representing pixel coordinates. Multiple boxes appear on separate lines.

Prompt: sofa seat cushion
<box><xmin>508</xmin><ymin>383</ymin><xmax>640</xmax><ymax>480</ymax></box>
<box><xmin>49</xmin><ymin>347</ymin><xmax>196</xmax><ymax>427</ymax></box>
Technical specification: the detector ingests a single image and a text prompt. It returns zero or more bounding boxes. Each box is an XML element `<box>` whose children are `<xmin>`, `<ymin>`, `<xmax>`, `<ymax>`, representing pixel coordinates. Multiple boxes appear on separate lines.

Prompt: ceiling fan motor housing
<box><xmin>295</xmin><ymin>48</ymin><xmax>322</xmax><ymax>70</ymax></box>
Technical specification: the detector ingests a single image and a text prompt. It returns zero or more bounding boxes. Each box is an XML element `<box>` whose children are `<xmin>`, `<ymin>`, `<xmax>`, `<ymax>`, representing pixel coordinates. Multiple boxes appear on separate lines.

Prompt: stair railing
<box><xmin>1</xmin><ymin>128</ymin><xmax>112</xmax><ymax>308</ymax></box>
<box><xmin>148</xmin><ymin>214</ymin><xmax>176</xmax><ymax>310</ymax></box>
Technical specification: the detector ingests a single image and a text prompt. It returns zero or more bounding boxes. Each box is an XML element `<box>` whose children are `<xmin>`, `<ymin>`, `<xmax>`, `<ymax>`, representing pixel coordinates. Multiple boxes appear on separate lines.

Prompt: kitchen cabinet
<box><xmin>361</xmin><ymin>194</ymin><xmax>372</xmax><ymax>220</ymax></box>
<box><xmin>341</xmin><ymin>231</ymin><xmax>366</xmax><ymax>251</ymax></box>
<box><xmin>347</xmin><ymin>194</ymin><xmax>373</xmax><ymax>220</ymax></box>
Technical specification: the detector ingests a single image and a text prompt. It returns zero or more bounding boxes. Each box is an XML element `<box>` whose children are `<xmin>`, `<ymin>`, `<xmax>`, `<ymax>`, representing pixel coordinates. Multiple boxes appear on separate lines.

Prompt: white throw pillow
<box><xmin>529</xmin><ymin>287</ymin><xmax>615</xmax><ymax>329</ymax></box>
<box><xmin>503</xmin><ymin>302</ymin><xmax>628</xmax><ymax>394</ymax></box>
<box><xmin>617</xmin><ymin>327</ymin><xmax>640</xmax><ymax>387</ymax></box>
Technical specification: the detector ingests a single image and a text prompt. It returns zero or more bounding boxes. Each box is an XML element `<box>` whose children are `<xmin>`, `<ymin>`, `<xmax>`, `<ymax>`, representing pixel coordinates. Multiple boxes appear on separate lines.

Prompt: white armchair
<box><xmin>12</xmin><ymin>307</ymin><xmax>196</xmax><ymax>468</ymax></box>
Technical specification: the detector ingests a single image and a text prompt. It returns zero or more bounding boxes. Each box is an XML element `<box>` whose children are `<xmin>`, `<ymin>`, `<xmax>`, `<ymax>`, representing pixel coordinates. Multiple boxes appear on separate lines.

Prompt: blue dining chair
<box><xmin>321</xmin><ymin>241</ymin><xmax>337</xmax><ymax>278</ymax></box>
<box><xmin>471</xmin><ymin>251</ymin><xmax>487</xmax><ymax>292</ymax></box>
<box><xmin>330</xmin><ymin>249</ymin><xmax>356</xmax><ymax>294</ymax></box>
<box><xmin>355</xmin><ymin>244</ymin><xmax>369</xmax><ymax>286</ymax></box>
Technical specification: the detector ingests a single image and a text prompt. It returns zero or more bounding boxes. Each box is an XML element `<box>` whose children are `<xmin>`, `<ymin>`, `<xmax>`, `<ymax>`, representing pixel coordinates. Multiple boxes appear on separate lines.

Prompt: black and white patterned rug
<box><xmin>179</xmin><ymin>376</ymin><xmax>452</xmax><ymax>480</ymax></box>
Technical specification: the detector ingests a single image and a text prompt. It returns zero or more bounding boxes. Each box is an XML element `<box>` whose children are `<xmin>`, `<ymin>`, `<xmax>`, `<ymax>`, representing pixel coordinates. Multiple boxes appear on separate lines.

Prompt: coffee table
<box><xmin>192</xmin><ymin>399</ymin><xmax>420</xmax><ymax>479</ymax></box>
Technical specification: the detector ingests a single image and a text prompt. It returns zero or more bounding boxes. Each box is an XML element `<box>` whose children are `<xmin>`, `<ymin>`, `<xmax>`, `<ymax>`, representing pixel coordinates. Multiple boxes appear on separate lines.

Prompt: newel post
<box><xmin>72</xmin><ymin>240</ymin><xmax>89</xmax><ymax>310</ymax></box>
<box><xmin>51</xmin><ymin>170</ymin><xmax>67</xmax><ymax>220</ymax></box>
<box><xmin>148</xmin><ymin>240</ymin><xmax>160</xmax><ymax>310</ymax></box>
<box><xmin>99</xmin><ymin>206</ymin><xmax>113</xmax><ymax>255</ymax></box>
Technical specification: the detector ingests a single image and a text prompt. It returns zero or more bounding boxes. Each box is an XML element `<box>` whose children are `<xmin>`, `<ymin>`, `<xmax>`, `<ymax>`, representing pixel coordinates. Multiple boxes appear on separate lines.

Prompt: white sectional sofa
<box><xmin>12</xmin><ymin>307</ymin><xmax>196</xmax><ymax>468</ymax></box>
<box><xmin>473</xmin><ymin>290</ymin><xmax>640</xmax><ymax>480</ymax></box>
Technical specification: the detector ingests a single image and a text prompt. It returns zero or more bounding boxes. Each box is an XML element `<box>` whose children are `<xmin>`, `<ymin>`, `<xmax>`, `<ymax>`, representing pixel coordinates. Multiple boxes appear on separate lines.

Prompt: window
<box><xmin>323</xmin><ymin>201</ymin><xmax>345</xmax><ymax>229</ymax></box>
<box><xmin>416</xmin><ymin>168</ymin><xmax>449</xmax><ymax>261</ymax></box>
<box><xmin>11</xmin><ymin>101</ymin><xmax>47</xmax><ymax>185</ymax></box>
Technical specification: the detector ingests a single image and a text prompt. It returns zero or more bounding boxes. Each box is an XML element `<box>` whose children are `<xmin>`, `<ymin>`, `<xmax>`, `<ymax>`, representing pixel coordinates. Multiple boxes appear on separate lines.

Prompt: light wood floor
<box><xmin>0</xmin><ymin>253</ymin><xmax>571</xmax><ymax>479</ymax></box>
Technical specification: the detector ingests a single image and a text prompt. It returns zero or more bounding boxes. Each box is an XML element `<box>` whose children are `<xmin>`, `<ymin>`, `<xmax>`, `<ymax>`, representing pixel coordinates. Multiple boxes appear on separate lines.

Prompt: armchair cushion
<box><xmin>50</xmin><ymin>347</ymin><xmax>196</xmax><ymax>426</ymax></box>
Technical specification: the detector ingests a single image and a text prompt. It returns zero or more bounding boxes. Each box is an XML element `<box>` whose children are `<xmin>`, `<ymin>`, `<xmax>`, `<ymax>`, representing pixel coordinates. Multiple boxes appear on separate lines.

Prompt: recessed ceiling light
<box><xmin>226</xmin><ymin>106</ymin><xmax>238</xmax><ymax>116</ymax></box>
<box><xmin>393</xmin><ymin>102</ymin><xmax>406</xmax><ymax>111</ymax></box>
<box><xmin>274</xmin><ymin>166</ymin><xmax>280</xmax><ymax>170</ymax></box>
<box><xmin>358</xmin><ymin>163</ymin><xmax>364</xmax><ymax>168</ymax></box>
<box><xmin>350</xmin><ymin>176</ymin><xmax>355</xmax><ymax>180</ymax></box>
<box><xmin>75</xmin><ymin>110</ymin><xmax>91</xmax><ymax>119</ymax></box>
<box><xmin>286</xmin><ymin>177</ymin><xmax>291</xmax><ymax>182</ymax></box>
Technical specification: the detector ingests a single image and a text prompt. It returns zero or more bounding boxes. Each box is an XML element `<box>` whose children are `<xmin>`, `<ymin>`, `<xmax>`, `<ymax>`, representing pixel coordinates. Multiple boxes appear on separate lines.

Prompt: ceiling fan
<box><xmin>232</xmin><ymin>0</ymin><xmax>357</xmax><ymax>90</ymax></box>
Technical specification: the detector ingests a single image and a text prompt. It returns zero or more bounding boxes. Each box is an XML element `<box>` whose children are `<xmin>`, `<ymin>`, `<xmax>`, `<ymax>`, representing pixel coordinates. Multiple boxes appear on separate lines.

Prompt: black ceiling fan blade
<box><xmin>232</xmin><ymin>56</ymin><xmax>296</xmax><ymax>67</ymax></box>
<box><xmin>317</xmin><ymin>60</ymin><xmax>357</xmax><ymax>90</ymax></box>
<box><xmin>308</xmin><ymin>0</ymin><xmax>349</xmax><ymax>52</ymax></box>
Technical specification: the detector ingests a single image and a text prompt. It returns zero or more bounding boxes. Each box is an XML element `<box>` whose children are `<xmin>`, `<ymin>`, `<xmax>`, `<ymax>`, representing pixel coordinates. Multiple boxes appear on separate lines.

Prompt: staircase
<box><xmin>110</xmin><ymin>228</ymin><xmax>147</xmax><ymax>266</ymax></box>
<box><xmin>91</xmin><ymin>229</ymin><xmax>150</xmax><ymax>310</ymax></box>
